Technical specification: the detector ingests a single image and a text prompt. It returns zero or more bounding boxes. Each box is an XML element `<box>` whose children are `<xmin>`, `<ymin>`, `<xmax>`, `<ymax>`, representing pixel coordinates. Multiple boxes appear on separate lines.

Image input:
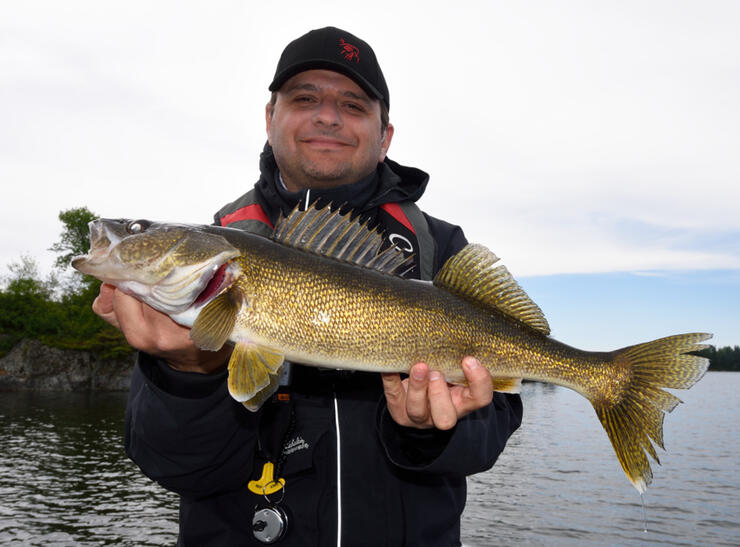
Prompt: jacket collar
<box><xmin>254</xmin><ymin>143</ymin><xmax>429</xmax><ymax>224</ymax></box>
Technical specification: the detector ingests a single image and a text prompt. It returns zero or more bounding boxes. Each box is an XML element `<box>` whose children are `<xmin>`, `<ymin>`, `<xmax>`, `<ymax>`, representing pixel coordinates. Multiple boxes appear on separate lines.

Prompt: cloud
<box><xmin>1</xmin><ymin>1</ymin><xmax>739</xmax><ymax>282</ymax></box>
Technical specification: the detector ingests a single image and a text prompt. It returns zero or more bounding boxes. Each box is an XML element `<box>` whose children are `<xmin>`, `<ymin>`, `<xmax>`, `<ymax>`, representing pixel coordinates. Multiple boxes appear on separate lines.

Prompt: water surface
<box><xmin>464</xmin><ymin>373</ymin><xmax>740</xmax><ymax>546</ymax></box>
<box><xmin>1</xmin><ymin>373</ymin><xmax>738</xmax><ymax>545</ymax></box>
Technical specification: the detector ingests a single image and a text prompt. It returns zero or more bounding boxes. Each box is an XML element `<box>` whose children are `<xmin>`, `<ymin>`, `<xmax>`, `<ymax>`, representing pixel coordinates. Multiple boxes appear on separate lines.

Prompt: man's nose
<box><xmin>311</xmin><ymin>100</ymin><xmax>343</xmax><ymax>128</ymax></box>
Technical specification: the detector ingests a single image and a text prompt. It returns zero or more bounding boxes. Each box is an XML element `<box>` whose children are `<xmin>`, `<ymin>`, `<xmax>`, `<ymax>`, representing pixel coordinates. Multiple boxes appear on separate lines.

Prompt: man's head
<box><xmin>266</xmin><ymin>27</ymin><xmax>394</xmax><ymax>191</ymax></box>
<box><xmin>269</xmin><ymin>26</ymin><xmax>390</xmax><ymax>112</ymax></box>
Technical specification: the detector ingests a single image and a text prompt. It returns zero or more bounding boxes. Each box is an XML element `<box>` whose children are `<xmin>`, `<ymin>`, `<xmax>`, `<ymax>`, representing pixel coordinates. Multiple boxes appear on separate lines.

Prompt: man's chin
<box><xmin>298</xmin><ymin>162</ymin><xmax>356</xmax><ymax>187</ymax></box>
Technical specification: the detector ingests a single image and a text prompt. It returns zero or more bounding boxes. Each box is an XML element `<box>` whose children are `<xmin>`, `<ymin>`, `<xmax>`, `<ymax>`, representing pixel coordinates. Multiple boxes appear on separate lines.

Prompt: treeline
<box><xmin>694</xmin><ymin>345</ymin><xmax>740</xmax><ymax>372</ymax></box>
<box><xmin>0</xmin><ymin>207</ymin><xmax>738</xmax><ymax>372</ymax></box>
<box><xmin>0</xmin><ymin>207</ymin><xmax>130</xmax><ymax>359</ymax></box>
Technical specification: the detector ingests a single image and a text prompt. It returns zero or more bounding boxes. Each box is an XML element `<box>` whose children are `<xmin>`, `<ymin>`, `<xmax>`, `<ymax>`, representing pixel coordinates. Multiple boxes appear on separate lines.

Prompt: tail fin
<box><xmin>593</xmin><ymin>333</ymin><xmax>711</xmax><ymax>493</ymax></box>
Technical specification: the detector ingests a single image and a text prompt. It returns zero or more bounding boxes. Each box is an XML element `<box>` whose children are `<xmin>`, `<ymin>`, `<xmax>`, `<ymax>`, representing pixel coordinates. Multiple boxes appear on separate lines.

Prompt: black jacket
<box><xmin>125</xmin><ymin>148</ymin><xmax>523</xmax><ymax>546</ymax></box>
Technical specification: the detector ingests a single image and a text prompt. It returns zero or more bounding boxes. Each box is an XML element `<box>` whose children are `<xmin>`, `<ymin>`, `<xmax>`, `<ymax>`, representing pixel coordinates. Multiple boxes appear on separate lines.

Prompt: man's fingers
<box><xmin>459</xmin><ymin>357</ymin><xmax>493</xmax><ymax>412</ymax></box>
<box><xmin>92</xmin><ymin>283</ymin><xmax>120</xmax><ymax>329</ymax></box>
<box><xmin>386</xmin><ymin>359</ymin><xmax>494</xmax><ymax>430</ymax></box>
<box><xmin>427</xmin><ymin>371</ymin><xmax>457</xmax><ymax>430</ymax></box>
<box><xmin>405</xmin><ymin>363</ymin><xmax>431</xmax><ymax>426</ymax></box>
<box><xmin>382</xmin><ymin>373</ymin><xmax>414</xmax><ymax>427</ymax></box>
<box><xmin>381</xmin><ymin>373</ymin><xmax>405</xmax><ymax>406</ymax></box>
<box><xmin>112</xmin><ymin>290</ymin><xmax>148</xmax><ymax>346</ymax></box>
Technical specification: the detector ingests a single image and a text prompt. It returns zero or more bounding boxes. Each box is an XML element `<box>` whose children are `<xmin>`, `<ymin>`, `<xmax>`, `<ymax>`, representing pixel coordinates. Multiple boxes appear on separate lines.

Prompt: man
<box><xmin>94</xmin><ymin>27</ymin><xmax>522</xmax><ymax>546</ymax></box>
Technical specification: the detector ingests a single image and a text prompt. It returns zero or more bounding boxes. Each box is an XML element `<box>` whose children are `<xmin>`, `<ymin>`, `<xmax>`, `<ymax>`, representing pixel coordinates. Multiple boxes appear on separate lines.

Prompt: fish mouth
<box><xmin>72</xmin><ymin>219</ymin><xmax>129</xmax><ymax>273</ymax></box>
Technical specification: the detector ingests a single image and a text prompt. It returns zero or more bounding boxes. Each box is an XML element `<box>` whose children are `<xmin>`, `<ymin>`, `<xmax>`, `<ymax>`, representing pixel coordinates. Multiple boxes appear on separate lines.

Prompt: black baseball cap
<box><xmin>269</xmin><ymin>27</ymin><xmax>390</xmax><ymax>110</ymax></box>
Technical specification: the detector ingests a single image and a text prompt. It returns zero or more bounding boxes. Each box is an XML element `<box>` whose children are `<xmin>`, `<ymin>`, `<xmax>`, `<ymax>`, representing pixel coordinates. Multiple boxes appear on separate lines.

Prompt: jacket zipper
<box><xmin>333</xmin><ymin>392</ymin><xmax>342</xmax><ymax>547</ymax></box>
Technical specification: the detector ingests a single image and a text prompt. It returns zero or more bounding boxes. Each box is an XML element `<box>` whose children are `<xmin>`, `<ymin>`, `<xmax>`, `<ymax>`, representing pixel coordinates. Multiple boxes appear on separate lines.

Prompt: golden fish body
<box><xmin>73</xmin><ymin>205</ymin><xmax>710</xmax><ymax>493</ymax></box>
<box><xmin>229</xmin><ymin>235</ymin><xmax>609</xmax><ymax>395</ymax></box>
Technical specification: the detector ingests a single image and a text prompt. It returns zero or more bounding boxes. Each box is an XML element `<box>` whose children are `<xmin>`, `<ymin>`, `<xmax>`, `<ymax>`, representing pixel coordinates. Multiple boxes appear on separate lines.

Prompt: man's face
<box><xmin>266</xmin><ymin>69</ymin><xmax>394</xmax><ymax>191</ymax></box>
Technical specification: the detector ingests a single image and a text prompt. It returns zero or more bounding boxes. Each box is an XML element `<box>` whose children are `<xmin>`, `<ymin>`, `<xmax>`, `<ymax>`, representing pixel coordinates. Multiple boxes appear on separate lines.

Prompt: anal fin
<box><xmin>492</xmin><ymin>377</ymin><xmax>522</xmax><ymax>394</ymax></box>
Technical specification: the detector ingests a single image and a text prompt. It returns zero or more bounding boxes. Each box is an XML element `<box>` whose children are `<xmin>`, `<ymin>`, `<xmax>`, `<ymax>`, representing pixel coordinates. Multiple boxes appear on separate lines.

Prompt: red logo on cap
<box><xmin>339</xmin><ymin>38</ymin><xmax>360</xmax><ymax>63</ymax></box>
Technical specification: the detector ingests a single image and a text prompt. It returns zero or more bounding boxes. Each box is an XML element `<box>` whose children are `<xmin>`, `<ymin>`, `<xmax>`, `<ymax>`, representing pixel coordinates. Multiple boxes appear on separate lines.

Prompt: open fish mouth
<box><xmin>71</xmin><ymin>219</ymin><xmax>129</xmax><ymax>272</ymax></box>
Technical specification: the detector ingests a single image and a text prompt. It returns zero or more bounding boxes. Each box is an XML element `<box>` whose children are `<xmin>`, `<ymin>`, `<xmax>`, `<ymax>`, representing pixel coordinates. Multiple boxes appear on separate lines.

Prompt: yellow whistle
<box><xmin>247</xmin><ymin>462</ymin><xmax>285</xmax><ymax>495</ymax></box>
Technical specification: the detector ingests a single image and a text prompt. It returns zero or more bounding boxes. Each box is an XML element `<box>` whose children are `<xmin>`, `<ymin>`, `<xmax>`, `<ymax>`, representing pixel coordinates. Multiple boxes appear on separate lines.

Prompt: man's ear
<box><xmin>265</xmin><ymin>103</ymin><xmax>273</xmax><ymax>145</ymax></box>
<box><xmin>379</xmin><ymin>123</ymin><xmax>394</xmax><ymax>162</ymax></box>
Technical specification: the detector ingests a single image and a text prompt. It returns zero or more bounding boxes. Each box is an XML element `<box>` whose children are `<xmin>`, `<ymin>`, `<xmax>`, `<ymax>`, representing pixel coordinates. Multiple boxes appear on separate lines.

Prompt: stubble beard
<box><xmin>277</xmin><ymin>152</ymin><xmax>366</xmax><ymax>190</ymax></box>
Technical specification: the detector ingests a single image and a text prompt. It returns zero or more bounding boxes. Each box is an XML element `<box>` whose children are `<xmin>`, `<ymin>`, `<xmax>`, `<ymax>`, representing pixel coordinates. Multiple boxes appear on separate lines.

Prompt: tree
<box><xmin>0</xmin><ymin>255</ymin><xmax>61</xmax><ymax>353</ymax></box>
<box><xmin>49</xmin><ymin>206</ymin><xmax>98</xmax><ymax>270</ymax></box>
<box><xmin>49</xmin><ymin>206</ymin><xmax>98</xmax><ymax>293</ymax></box>
<box><xmin>1</xmin><ymin>206</ymin><xmax>130</xmax><ymax>359</ymax></box>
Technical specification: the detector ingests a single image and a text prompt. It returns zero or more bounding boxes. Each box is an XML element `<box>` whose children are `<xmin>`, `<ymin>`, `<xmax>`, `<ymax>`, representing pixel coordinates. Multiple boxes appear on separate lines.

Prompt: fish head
<box><xmin>72</xmin><ymin>218</ymin><xmax>241</xmax><ymax>314</ymax></box>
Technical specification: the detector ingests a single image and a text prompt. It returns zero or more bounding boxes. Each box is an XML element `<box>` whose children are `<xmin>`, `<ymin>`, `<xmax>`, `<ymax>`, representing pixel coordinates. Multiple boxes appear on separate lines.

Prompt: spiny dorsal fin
<box><xmin>273</xmin><ymin>203</ymin><xmax>413</xmax><ymax>276</ymax></box>
<box><xmin>434</xmin><ymin>244</ymin><xmax>550</xmax><ymax>335</ymax></box>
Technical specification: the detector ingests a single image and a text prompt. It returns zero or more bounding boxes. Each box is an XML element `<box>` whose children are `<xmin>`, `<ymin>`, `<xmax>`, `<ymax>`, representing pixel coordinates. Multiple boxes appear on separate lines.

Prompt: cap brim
<box><xmin>269</xmin><ymin>60</ymin><xmax>385</xmax><ymax>103</ymax></box>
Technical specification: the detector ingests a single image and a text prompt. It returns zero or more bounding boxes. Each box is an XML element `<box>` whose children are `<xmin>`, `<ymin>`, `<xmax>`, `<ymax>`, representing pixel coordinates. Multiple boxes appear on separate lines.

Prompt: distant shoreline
<box><xmin>0</xmin><ymin>338</ymin><xmax>736</xmax><ymax>393</ymax></box>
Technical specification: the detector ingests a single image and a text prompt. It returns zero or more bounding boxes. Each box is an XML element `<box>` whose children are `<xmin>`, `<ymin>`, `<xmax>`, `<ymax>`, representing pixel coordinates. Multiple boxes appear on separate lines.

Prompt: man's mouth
<box><xmin>300</xmin><ymin>136</ymin><xmax>354</xmax><ymax>148</ymax></box>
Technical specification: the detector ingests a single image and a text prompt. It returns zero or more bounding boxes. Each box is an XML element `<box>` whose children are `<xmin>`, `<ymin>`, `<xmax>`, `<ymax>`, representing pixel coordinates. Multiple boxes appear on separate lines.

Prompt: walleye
<box><xmin>72</xmin><ymin>204</ymin><xmax>710</xmax><ymax>493</ymax></box>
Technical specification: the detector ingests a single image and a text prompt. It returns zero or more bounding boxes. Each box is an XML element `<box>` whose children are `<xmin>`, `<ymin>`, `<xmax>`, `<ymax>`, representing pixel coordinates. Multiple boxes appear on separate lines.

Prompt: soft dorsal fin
<box><xmin>434</xmin><ymin>244</ymin><xmax>550</xmax><ymax>335</ymax></box>
<box><xmin>273</xmin><ymin>203</ymin><xmax>413</xmax><ymax>276</ymax></box>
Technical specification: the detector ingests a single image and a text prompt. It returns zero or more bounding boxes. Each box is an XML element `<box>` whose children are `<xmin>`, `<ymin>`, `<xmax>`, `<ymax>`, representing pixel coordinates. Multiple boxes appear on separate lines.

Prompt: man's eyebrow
<box><xmin>284</xmin><ymin>83</ymin><xmax>320</xmax><ymax>94</ymax></box>
<box><xmin>283</xmin><ymin>83</ymin><xmax>372</xmax><ymax>104</ymax></box>
<box><xmin>341</xmin><ymin>90</ymin><xmax>372</xmax><ymax>104</ymax></box>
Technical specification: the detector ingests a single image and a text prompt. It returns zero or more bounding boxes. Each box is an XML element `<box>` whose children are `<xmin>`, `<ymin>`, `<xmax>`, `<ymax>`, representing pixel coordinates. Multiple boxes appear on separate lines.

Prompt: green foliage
<box><xmin>49</xmin><ymin>206</ymin><xmax>97</xmax><ymax>270</ymax></box>
<box><xmin>0</xmin><ymin>208</ymin><xmax>131</xmax><ymax>359</ymax></box>
<box><xmin>0</xmin><ymin>256</ymin><xmax>59</xmax><ymax>336</ymax></box>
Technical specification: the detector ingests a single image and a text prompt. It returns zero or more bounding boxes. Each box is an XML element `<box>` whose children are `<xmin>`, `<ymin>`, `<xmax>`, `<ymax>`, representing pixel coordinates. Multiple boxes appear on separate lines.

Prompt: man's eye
<box><xmin>344</xmin><ymin>102</ymin><xmax>365</xmax><ymax>112</ymax></box>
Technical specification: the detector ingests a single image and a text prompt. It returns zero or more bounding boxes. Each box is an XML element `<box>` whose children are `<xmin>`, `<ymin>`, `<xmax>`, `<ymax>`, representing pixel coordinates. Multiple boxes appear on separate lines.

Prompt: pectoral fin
<box><xmin>191</xmin><ymin>288</ymin><xmax>240</xmax><ymax>351</ymax></box>
<box><xmin>227</xmin><ymin>342</ymin><xmax>285</xmax><ymax>410</ymax></box>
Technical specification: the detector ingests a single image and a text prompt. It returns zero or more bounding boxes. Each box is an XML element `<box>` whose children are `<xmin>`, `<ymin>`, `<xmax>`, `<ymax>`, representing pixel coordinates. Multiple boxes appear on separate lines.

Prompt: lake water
<box><xmin>1</xmin><ymin>373</ymin><xmax>738</xmax><ymax>546</ymax></box>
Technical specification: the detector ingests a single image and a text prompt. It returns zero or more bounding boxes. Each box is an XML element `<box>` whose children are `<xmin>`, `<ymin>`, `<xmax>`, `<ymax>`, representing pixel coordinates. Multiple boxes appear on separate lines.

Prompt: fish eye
<box><xmin>126</xmin><ymin>220</ymin><xmax>151</xmax><ymax>234</ymax></box>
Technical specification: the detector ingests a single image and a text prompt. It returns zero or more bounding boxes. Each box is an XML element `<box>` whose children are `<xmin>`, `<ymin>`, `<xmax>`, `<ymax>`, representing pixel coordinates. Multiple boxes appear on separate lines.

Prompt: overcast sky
<box><xmin>2</xmin><ymin>1</ymin><xmax>738</xmax><ymax>349</ymax></box>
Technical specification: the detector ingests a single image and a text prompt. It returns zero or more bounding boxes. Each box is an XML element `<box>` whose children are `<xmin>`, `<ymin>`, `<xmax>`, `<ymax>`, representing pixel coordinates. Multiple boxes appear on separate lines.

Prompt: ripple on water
<box><xmin>1</xmin><ymin>392</ymin><xmax>179</xmax><ymax>546</ymax></box>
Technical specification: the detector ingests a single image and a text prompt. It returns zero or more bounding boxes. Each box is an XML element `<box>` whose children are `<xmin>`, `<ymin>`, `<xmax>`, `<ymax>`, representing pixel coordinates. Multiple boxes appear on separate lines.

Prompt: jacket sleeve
<box><xmin>125</xmin><ymin>352</ymin><xmax>259</xmax><ymax>499</ymax></box>
<box><xmin>378</xmin><ymin>212</ymin><xmax>524</xmax><ymax>475</ymax></box>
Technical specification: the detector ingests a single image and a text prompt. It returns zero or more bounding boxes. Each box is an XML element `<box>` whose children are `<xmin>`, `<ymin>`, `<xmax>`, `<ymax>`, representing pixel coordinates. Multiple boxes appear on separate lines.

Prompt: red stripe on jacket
<box><xmin>379</xmin><ymin>203</ymin><xmax>415</xmax><ymax>234</ymax></box>
<box><xmin>220</xmin><ymin>203</ymin><xmax>274</xmax><ymax>229</ymax></box>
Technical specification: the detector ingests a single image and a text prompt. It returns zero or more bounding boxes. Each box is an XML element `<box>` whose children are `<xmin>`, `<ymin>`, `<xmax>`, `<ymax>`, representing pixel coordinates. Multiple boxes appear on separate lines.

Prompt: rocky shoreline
<box><xmin>0</xmin><ymin>339</ymin><xmax>134</xmax><ymax>392</ymax></box>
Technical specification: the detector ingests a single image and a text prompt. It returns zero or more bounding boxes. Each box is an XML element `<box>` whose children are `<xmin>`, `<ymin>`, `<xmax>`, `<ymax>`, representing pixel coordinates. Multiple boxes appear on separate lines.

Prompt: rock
<box><xmin>0</xmin><ymin>339</ymin><xmax>135</xmax><ymax>391</ymax></box>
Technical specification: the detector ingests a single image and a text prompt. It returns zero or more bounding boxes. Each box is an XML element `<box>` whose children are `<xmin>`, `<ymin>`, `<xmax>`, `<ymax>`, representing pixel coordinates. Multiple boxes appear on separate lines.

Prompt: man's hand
<box><xmin>381</xmin><ymin>357</ymin><xmax>494</xmax><ymax>430</ymax></box>
<box><xmin>93</xmin><ymin>283</ymin><xmax>232</xmax><ymax>374</ymax></box>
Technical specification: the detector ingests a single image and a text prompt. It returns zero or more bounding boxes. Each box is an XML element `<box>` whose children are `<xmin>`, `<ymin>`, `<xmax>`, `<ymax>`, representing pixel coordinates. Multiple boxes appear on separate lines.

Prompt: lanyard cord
<box><xmin>273</xmin><ymin>400</ymin><xmax>296</xmax><ymax>481</ymax></box>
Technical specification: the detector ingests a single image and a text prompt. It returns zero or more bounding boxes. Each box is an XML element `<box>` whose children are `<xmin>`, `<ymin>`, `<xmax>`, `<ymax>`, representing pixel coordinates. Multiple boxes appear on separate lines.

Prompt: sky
<box><xmin>2</xmin><ymin>1</ymin><xmax>738</xmax><ymax>350</ymax></box>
